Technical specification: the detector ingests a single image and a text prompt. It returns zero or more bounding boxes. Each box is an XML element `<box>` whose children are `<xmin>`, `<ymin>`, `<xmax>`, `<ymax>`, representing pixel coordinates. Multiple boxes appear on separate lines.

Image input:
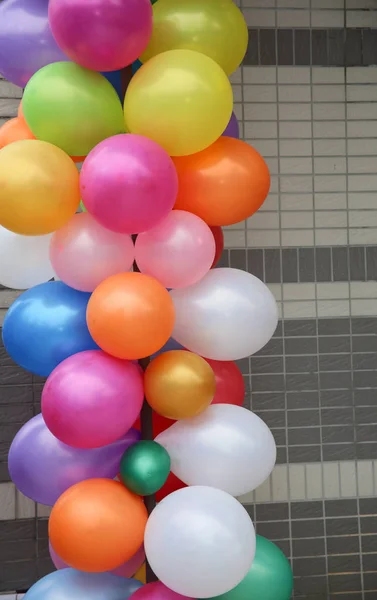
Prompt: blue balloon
<box><xmin>24</xmin><ymin>569</ymin><xmax>143</xmax><ymax>600</ymax></box>
<box><xmin>2</xmin><ymin>281</ymin><xmax>98</xmax><ymax>377</ymax></box>
<box><xmin>132</xmin><ymin>60</ymin><xmax>143</xmax><ymax>75</ymax></box>
<box><xmin>151</xmin><ymin>337</ymin><xmax>185</xmax><ymax>359</ymax></box>
<box><xmin>101</xmin><ymin>70</ymin><xmax>123</xmax><ymax>101</ymax></box>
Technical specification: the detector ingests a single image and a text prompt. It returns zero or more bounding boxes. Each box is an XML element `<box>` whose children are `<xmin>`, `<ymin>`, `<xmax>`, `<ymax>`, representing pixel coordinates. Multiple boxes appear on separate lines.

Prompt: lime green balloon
<box><xmin>120</xmin><ymin>441</ymin><xmax>170</xmax><ymax>496</ymax></box>
<box><xmin>23</xmin><ymin>62</ymin><xmax>125</xmax><ymax>156</ymax></box>
<box><xmin>79</xmin><ymin>201</ymin><xmax>87</xmax><ymax>213</ymax></box>
<box><xmin>210</xmin><ymin>536</ymin><xmax>293</xmax><ymax>600</ymax></box>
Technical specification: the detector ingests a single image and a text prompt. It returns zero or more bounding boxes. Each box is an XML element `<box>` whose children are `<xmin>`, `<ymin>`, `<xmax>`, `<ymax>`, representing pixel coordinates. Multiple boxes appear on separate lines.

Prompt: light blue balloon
<box><xmin>2</xmin><ymin>281</ymin><xmax>98</xmax><ymax>377</ymax></box>
<box><xmin>24</xmin><ymin>569</ymin><xmax>143</xmax><ymax>600</ymax></box>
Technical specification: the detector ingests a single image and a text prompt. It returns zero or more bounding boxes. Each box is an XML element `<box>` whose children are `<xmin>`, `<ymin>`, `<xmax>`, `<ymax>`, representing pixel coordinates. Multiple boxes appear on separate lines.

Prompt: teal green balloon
<box><xmin>210</xmin><ymin>536</ymin><xmax>293</xmax><ymax>600</ymax></box>
<box><xmin>120</xmin><ymin>441</ymin><xmax>170</xmax><ymax>496</ymax></box>
<box><xmin>23</xmin><ymin>62</ymin><xmax>125</xmax><ymax>156</ymax></box>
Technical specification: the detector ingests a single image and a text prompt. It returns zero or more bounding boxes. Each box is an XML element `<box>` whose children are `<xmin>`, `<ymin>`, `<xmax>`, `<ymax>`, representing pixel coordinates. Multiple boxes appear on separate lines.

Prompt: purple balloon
<box><xmin>0</xmin><ymin>0</ymin><xmax>69</xmax><ymax>88</ymax></box>
<box><xmin>222</xmin><ymin>112</ymin><xmax>240</xmax><ymax>139</ymax></box>
<box><xmin>8</xmin><ymin>414</ymin><xmax>140</xmax><ymax>506</ymax></box>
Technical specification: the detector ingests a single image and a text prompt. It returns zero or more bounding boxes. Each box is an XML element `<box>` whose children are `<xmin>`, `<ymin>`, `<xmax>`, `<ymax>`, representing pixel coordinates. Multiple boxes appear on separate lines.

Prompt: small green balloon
<box><xmin>79</xmin><ymin>200</ymin><xmax>87</xmax><ymax>212</ymax></box>
<box><xmin>23</xmin><ymin>62</ymin><xmax>125</xmax><ymax>156</ymax></box>
<box><xmin>120</xmin><ymin>441</ymin><xmax>171</xmax><ymax>496</ymax></box>
<box><xmin>210</xmin><ymin>536</ymin><xmax>293</xmax><ymax>600</ymax></box>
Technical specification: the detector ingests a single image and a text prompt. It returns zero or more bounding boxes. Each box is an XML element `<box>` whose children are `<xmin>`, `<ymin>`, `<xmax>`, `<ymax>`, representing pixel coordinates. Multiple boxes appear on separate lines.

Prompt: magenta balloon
<box><xmin>0</xmin><ymin>0</ymin><xmax>69</xmax><ymax>88</ymax></box>
<box><xmin>222</xmin><ymin>112</ymin><xmax>240</xmax><ymax>139</ymax></box>
<box><xmin>42</xmin><ymin>350</ymin><xmax>144</xmax><ymax>449</ymax></box>
<box><xmin>80</xmin><ymin>134</ymin><xmax>178</xmax><ymax>234</ymax></box>
<box><xmin>49</xmin><ymin>541</ymin><xmax>145</xmax><ymax>578</ymax></box>
<box><xmin>132</xmin><ymin>582</ymin><xmax>193</xmax><ymax>600</ymax></box>
<box><xmin>48</xmin><ymin>0</ymin><xmax>152</xmax><ymax>72</ymax></box>
<box><xmin>8</xmin><ymin>414</ymin><xmax>140</xmax><ymax>506</ymax></box>
<box><xmin>135</xmin><ymin>210</ymin><xmax>216</xmax><ymax>289</ymax></box>
<box><xmin>50</xmin><ymin>213</ymin><xmax>135</xmax><ymax>292</ymax></box>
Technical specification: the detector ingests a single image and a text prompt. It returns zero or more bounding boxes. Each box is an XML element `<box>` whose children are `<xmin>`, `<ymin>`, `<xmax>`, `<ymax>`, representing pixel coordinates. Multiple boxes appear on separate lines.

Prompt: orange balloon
<box><xmin>49</xmin><ymin>479</ymin><xmax>148</xmax><ymax>573</ymax></box>
<box><xmin>87</xmin><ymin>272</ymin><xmax>175</xmax><ymax>360</ymax></box>
<box><xmin>0</xmin><ymin>117</ymin><xmax>35</xmax><ymax>149</ymax></box>
<box><xmin>18</xmin><ymin>101</ymin><xmax>24</xmax><ymax>120</ymax></box>
<box><xmin>173</xmin><ymin>137</ymin><xmax>270</xmax><ymax>226</ymax></box>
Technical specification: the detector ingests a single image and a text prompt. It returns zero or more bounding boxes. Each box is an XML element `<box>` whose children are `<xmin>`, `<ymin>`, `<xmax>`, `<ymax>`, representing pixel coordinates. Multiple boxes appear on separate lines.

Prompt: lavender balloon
<box><xmin>0</xmin><ymin>0</ymin><xmax>69</xmax><ymax>88</ymax></box>
<box><xmin>8</xmin><ymin>414</ymin><xmax>140</xmax><ymax>506</ymax></box>
<box><xmin>222</xmin><ymin>112</ymin><xmax>240</xmax><ymax>139</ymax></box>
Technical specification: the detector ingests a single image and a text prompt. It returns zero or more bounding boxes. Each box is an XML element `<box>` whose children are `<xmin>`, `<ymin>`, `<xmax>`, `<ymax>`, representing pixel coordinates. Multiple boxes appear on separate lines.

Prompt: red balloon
<box><xmin>133</xmin><ymin>412</ymin><xmax>173</xmax><ymax>437</ymax></box>
<box><xmin>210</xmin><ymin>226</ymin><xmax>224</xmax><ymax>268</ymax></box>
<box><xmin>155</xmin><ymin>471</ymin><xmax>186</xmax><ymax>502</ymax></box>
<box><xmin>205</xmin><ymin>358</ymin><xmax>245</xmax><ymax>406</ymax></box>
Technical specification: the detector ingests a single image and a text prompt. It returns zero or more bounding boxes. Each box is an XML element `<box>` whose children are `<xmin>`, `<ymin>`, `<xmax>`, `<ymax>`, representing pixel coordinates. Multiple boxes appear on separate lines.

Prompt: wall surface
<box><xmin>1</xmin><ymin>0</ymin><xmax>377</xmax><ymax>597</ymax></box>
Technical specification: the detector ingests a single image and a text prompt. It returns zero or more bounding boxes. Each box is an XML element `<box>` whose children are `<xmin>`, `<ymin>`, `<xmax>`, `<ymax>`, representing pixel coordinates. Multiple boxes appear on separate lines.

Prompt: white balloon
<box><xmin>170</xmin><ymin>268</ymin><xmax>278</xmax><ymax>360</ymax></box>
<box><xmin>145</xmin><ymin>486</ymin><xmax>255</xmax><ymax>598</ymax></box>
<box><xmin>156</xmin><ymin>404</ymin><xmax>276</xmax><ymax>497</ymax></box>
<box><xmin>0</xmin><ymin>226</ymin><xmax>54</xmax><ymax>289</ymax></box>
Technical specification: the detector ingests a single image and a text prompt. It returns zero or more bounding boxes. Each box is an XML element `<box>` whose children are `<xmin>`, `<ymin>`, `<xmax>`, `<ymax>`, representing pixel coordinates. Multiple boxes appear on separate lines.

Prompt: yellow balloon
<box><xmin>144</xmin><ymin>350</ymin><xmax>216</xmax><ymax>420</ymax></box>
<box><xmin>134</xmin><ymin>563</ymin><xmax>146</xmax><ymax>584</ymax></box>
<box><xmin>0</xmin><ymin>140</ymin><xmax>80</xmax><ymax>235</ymax></box>
<box><xmin>141</xmin><ymin>0</ymin><xmax>248</xmax><ymax>76</ymax></box>
<box><xmin>124</xmin><ymin>49</ymin><xmax>233</xmax><ymax>156</ymax></box>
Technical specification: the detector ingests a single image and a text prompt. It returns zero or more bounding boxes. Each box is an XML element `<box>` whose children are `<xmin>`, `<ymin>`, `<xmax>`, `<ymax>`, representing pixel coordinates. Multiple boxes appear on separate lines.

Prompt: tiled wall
<box><xmin>1</xmin><ymin>0</ymin><xmax>377</xmax><ymax>597</ymax></box>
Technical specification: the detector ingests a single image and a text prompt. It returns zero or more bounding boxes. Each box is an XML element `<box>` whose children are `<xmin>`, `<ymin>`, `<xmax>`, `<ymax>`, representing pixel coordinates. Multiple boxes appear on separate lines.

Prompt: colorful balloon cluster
<box><xmin>0</xmin><ymin>1</ymin><xmax>293</xmax><ymax>600</ymax></box>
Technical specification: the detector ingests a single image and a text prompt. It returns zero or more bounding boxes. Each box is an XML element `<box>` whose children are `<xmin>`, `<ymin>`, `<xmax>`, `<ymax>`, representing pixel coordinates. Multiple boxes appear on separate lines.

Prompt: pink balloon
<box><xmin>135</xmin><ymin>210</ymin><xmax>216</xmax><ymax>289</ymax></box>
<box><xmin>42</xmin><ymin>350</ymin><xmax>144</xmax><ymax>449</ymax></box>
<box><xmin>132</xmin><ymin>582</ymin><xmax>193</xmax><ymax>600</ymax></box>
<box><xmin>49</xmin><ymin>541</ymin><xmax>145</xmax><ymax>578</ymax></box>
<box><xmin>50</xmin><ymin>213</ymin><xmax>135</xmax><ymax>292</ymax></box>
<box><xmin>80</xmin><ymin>134</ymin><xmax>178</xmax><ymax>234</ymax></box>
<box><xmin>48</xmin><ymin>0</ymin><xmax>152</xmax><ymax>72</ymax></box>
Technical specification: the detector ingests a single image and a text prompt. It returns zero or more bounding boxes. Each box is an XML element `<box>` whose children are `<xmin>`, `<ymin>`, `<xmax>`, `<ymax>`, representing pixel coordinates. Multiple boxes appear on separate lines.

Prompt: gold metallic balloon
<box><xmin>141</xmin><ymin>0</ymin><xmax>248</xmax><ymax>76</ymax></box>
<box><xmin>145</xmin><ymin>350</ymin><xmax>216</xmax><ymax>420</ymax></box>
<box><xmin>0</xmin><ymin>140</ymin><xmax>80</xmax><ymax>235</ymax></box>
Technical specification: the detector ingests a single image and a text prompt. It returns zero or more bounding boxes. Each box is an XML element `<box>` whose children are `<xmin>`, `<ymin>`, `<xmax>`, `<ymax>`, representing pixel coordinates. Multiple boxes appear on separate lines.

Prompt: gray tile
<box><xmin>256</xmin><ymin>520</ymin><xmax>290</xmax><ymax>540</ymax></box>
<box><xmin>327</xmin><ymin>535</ymin><xmax>360</xmax><ymax>555</ymax></box>
<box><xmin>284</xmin><ymin>319</ymin><xmax>317</xmax><ymax>337</ymax></box>
<box><xmin>292</xmin><ymin>518</ymin><xmax>325</xmax><ymax>539</ymax></box>
<box><xmin>287</xmin><ymin>409</ymin><xmax>320</xmax><ymax>427</ymax></box>
<box><xmin>319</xmin><ymin>354</ymin><xmax>351</xmax><ymax>371</ymax></box>
<box><xmin>326</xmin><ymin>517</ymin><xmax>359</xmax><ymax>537</ymax></box>
<box><xmin>356</xmin><ymin>424</ymin><xmax>377</xmax><ymax>442</ymax></box>
<box><xmin>319</xmin><ymin>371</ymin><xmax>352</xmax><ymax>390</ymax></box>
<box><xmin>319</xmin><ymin>336</ymin><xmax>351</xmax><ymax>354</ymax></box>
<box><xmin>345</xmin><ymin>28</ymin><xmax>363</xmax><ymax>67</ymax></box>
<box><xmin>349</xmin><ymin>246</ymin><xmax>366</xmax><ymax>281</ymax></box>
<box><xmin>286</xmin><ymin>355</ymin><xmax>318</xmax><ymax>373</ymax></box>
<box><xmin>287</xmin><ymin>391</ymin><xmax>319</xmax><ymax>410</ymax></box>
<box><xmin>362</xmin><ymin>29</ymin><xmax>377</xmax><ymax>66</ymax></box>
<box><xmin>294</xmin><ymin>576</ymin><xmax>327</xmax><ymax>595</ymax></box>
<box><xmin>276</xmin><ymin>446</ymin><xmax>287</xmax><ymax>463</ymax></box>
<box><xmin>362</xmin><ymin>535</ymin><xmax>377</xmax><ymax>553</ymax></box>
<box><xmin>352</xmin><ymin>317</ymin><xmax>377</xmax><ymax>335</ymax></box>
<box><xmin>247</xmin><ymin>249</ymin><xmax>264</xmax><ymax>280</ymax></box>
<box><xmin>0</xmin><ymin>540</ymin><xmax>36</xmax><ymax>561</ymax></box>
<box><xmin>362</xmin><ymin>553</ymin><xmax>377</xmax><ymax>572</ymax></box>
<box><xmin>355</xmin><ymin>404</ymin><xmax>377</xmax><ymax>422</ymax></box>
<box><xmin>251</xmin><ymin>392</ymin><xmax>286</xmax><ymax>410</ymax></box>
<box><xmin>328</xmin><ymin>29</ymin><xmax>345</xmax><ymax>66</ymax></box>
<box><xmin>325</xmin><ymin>499</ymin><xmax>357</xmax><ymax>517</ymax></box>
<box><xmin>312</xmin><ymin>29</ymin><xmax>328</xmax><ymax>66</ymax></box>
<box><xmin>364</xmin><ymin>572</ymin><xmax>377</xmax><ymax>592</ymax></box>
<box><xmin>332</xmin><ymin>247</ymin><xmax>349</xmax><ymax>281</ymax></box>
<box><xmin>259</xmin><ymin>29</ymin><xmax>276</xmax><ymax>66</ymax></box>
<box><xmin>354</xmin><ymin>370</ymin><xmax>377</xmax><ymax>388</ymax></box>
<box><xmin>361</xmin><ymin>516</ymin><xmax>377</xmax><ymax>535</ymax></box>
<box><xmin>286</xmin><ymin>372</ymin><xmax>318</xmax><ymax>391</ymax></box>
<box><xmin>0</xmin><ymin>403</ymin><xmax>33</xmax><ymax>424</ymax></box>
<box><xmin>254</xmin><ymin>410</ymin><xmax>286</xmax><ymax>428</ymax></box>
<box><xmin>321</xmin><ymin>407</ymin><xmax>354</xmax><ymax>426</ymax></box>
<box><xmin>329</xmin><ymin>573</ymin><xmax>362</xmax><ymax>594</ymax></box>
<box><xmin>273</xmin><ymin>321</ymin><xmax>283</xmax><ymax>337</ymax></box>
<box><xmin>319</xmin><ymin>318</ymin><xmax>350</xmax><ymax>335</ymax></box>
<box><xmin>0</xmin><ymin>367</ymin><xmax>32</xmax><ymax>385</ymax></box>
<box><xmin>353</xmin><ymin>335</ymin><xmax>377</xmax><ymax>353</ymax></box>
<box><xmin>328</xmin><ymin>554</ymin><xmax>361</xmax><ymax>574</ymax></box>
<box><xmin>288</xmin><ymin>427</ymin><xmax>321</xmax><ymax>446</ymax></box>
<box><xmin>295</xmin><ymin>29</ymin><xmax>311</xmax><ymax>66</ymax></box>
<box><xmin>250</xmin><ymin>356</ymin><xmax>283</xmax><ymax>374</ymax></box>
<box><xmin>273</xmin><ymin>539</ymin><xmax>291</xmax><ymax>557</ymax></box>
<box><xmin>354</xmin><ymin>389</ymin><xmax>377</xmax><ymax>406</ymax></box>
<box><xmin>356</xmin><ymin>442</ymin><xmax>377</xmax><ymax>460</ymax></box>
<box><xmin>293</xmin><ymin>557</ymin><xmax>326</xmax><ymax>577</ymax></box>
<box><xmin>278</xmin><ymin>29</ymin><xmax>293</xmax><ymax>66</ymax></box>
<box><xmin>0</xmin><ymin>520</ymin><xmax>36</xmax><ymax>541</ymax></box>
<box><xmin>0</xmin><ymin>561</ymin><xmax>38</xmax><ymax>594</ymax></box>
<box><xmin>320</xmin><ymin>389</ymin><xmax>353</xmax><ymax>407</ymax></box>
<box><xmin>244</xmin><ymin>28</ymin><xmax>258</xmax><ymax>65</ymax></box>
<box><xmin>271</xmin><ymin>428</ymin><xmax>286</xmax><ymax>445</ymax></box>
<box><xmin>291</xmin><ymin>501</ymin><xmax>323</xmax><ymax>520</ymax></box>
<box><xmin>254</xmin><ymin>337</ymin><xmax>284</xmax><ymax>356</ymax></box>
<box><xmin>216</xmin><ymin>249</ymin><xmax>229</xmax><ymax>268</ymax></box>
<box><xmin>282</xmin><ymin>248</ymin><xmax>298</xmax><ymax>283</ymax></box>
<box><xmin>264</xmin><ymin>249</ymin><xmax>281</xmax><ymax>283</ymax></box>
<box><xmin>251</xmin><ymin>374</ymin><xmax>285</xmax><ymax>392</ymax></box>
<box><xmin>244</xmin><ymin>504</ymin><xmax>255</xmax><ymax>520</ymax></box>
<box><xmin>323</xmin><ymin>443</ymin><xmax>357</xmax><ymax>461</ymax></box>
<box><xmin>322</xmin><ymin>425</ymin><xmax>354</xmax><ymax>443</ymax></box>
<box><xmin>359</xmin><ymin>498</ymin><xmax>377</xmax><ymax>515</ymax></box>
<box><xmin>330</xmin><ymin>595</ymin><xmax>364</xmax><ymax>600</ymax></box>
<box><xmin>285</xmin><ymin>337</ymin><xmax>317</xmax><ymax>355</ymax></box>
<box><xmin>229</xmin><ymin>249</ymin><xmax>247</xmax><ymax>271</ymax></box>
<box><xmin>366</xmin><ymin>247</ymin><xmax>377</xmax><ymax>280</ymax></box>
<box><xmin>316</xmin><ymin>248</ymin><xmax>332</xmax><ymax>282</ymax></box>
<box><xmin>292</xmin><ymin>537</ymin><xmax>325</xmax><ymax>558</ymax></box>
<box><xmin>289</xmin><ymin>445</ymin><xmax>322</xmax><ymax>463</ymax></box>
<box><xmin>255</xmin><ymin>503</ymin><xmax>289</xmax><ymax>521</ymax></box>
<box><xmin>0</xmin><ymin>385</ymin><xmax>34</xmax><ymax>405</ymax></box>
<box><xmin>235</xmin><ymin>357</ymin><xmax>250</xmax><ymax>374</ymax></box>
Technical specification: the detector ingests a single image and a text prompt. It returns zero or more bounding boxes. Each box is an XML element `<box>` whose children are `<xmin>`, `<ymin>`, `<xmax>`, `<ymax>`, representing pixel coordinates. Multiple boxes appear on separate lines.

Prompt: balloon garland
<box><xmin>0</xmin><ymin>1</ymin><xmax>293</xmax><ymax>600</ymax></box>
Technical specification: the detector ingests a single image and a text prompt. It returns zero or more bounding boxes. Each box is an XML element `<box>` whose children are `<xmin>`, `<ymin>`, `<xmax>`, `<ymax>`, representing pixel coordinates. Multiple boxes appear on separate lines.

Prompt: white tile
<box><xmin>247</xmin><ymin>212</ymin><xmax>279</xmax><ymax>229</ymax></box>
<box><xmin>346</xmin><ymin>10</ymin><xmax>377</xmax><ymax>27</ymax></box>
<box><xmin>340</xmin><ymin>462</ymin><xmax>357</xmax><ymax>498</ymax></box>
<box><xmin>281</xmin><ymin>211</ymin><xmax>313</xmax><ymax>229</ymax></box>
<box><xmin>348</xmin><ymin>193</ymin><xmax>377</xmax><ymax>210</ymax></box>
<box><xmin>347</xmin><ymin>102</ymin><xmax>377</xmax><ymax>120</ymax></box>
<box><xmin>312</xmin><ymin>67</ymin><xmax>345</xmax><ymax>85</ymax></box>
<box><xmin>254</xmin><ymin>476</ymin><xmax>272</xmax><ymax>502</ymax></box>
<box><xmin>312</xmin><ymin>9</ymin><xmax>344</xmax><ymax>27</ymax></box>
<box><xmin>16</xmin><ymin>490</ymin><xmax>36</xmax><ymax>519</ymax></box>
<box><xmin>279</xmin><ymin>121</ymin><xmax>312</xmax><ymax>138</ymax></box>
<box><xmin>280</xmin><ymin>139</ymin><xmax>312</xmax><ymax>157</ymax></box>
<box><xmin>313</xmin><ymin>139</ymin><xmax>346</xmax><ymax>157</ymax></box>
<box><xmin>281</xmin><ymin>230</ymin><xmax>315</xmax><ymax>246</ymax></box>
<box><xmin>37</xmin><ymin>503</ymin><xmax>52</xmax><ymax>517</ymax></box>
<box><xmin>347</xmin><ymin>85</ymin><xmax>377</xmax><ymax>102</ymax></box>
<box><xmin>350</xmin><ymin>282</ymin><xmax>377</xmax><ymax>299</ymax></box>
<box><xmin>280</xmin><ymin>175</ymin><xmax>313</xmax><ymax>193</ymax></box>
<box><xmin>347</xmin><ymin>139</ymin><xmax>377</xmax><ymax>156</ymax></box>
<box><xmin>351</xmin><ymin>299</ymin><xmax>377</xmax><ymax>317</ymax></box>
<box><xmin>252</xmin><ymin>139</ymin><xmax>278</xmax><ymax>157</ymax></box>
<box><xmin>232</xmin><ymin>85</ymin><xmax>243</xmax><ymax>103</ymax></box>
<box><xmin>313</xmin><ymin>103</ymin><xmax>346</xmax><ymax>121</ymax></box>
<box><xmin>282</xmin><ymin>283</ymin><xmax>316</xmax><ymax>301</ymax></box>
<box><xmin>349</xmin><ymin>211</ymin><xmax>377</xmax><ymax>228</ymax></box>
<box><xmin>224</xmin><ymin>230</ymin><xmax>246</xmax><ymax>248</ymax></box>
<box><xmin>314</xmin><ymin>157</ymin><xmax>347</xmax><ymax>175</ymax></box>
<box><xmin>314</xmin><ymin>193</ymin><xmax>347</xmax><ymax>210</ymax></box>
<box><xmin>317</xmin><ymin>300</ymin><xmax>350</xmax><ymax>317</ymax></box>
<box><xmin>313</xmin><ymin>121</ymin><xmax>346</xmax><ymax>138</ymax></box>
<box><xmin>244</xmin><ymin>121</ymin><xmax>278</xmax><ymax>139</ymax></box>
<box><xmin>244</xmin><ymin>85</ymin><xmax>277</xmax><ymax>103</ymax></box>
<box><xmin>313</xmin><ymin>85</ymin><xmax>345</xmax><ymax>103</ymax></box>
<box><xmin>315</xmin><ymin>210</ymin><xmax>348</xmax><ymax>228</ymax></box>
<box><xmin>313</xmin><ymin>0</ymin><xmax>343</xmax><ymax>6</ymax></box>
<box><xmin>281</xmin><ymin>193</ymin><xmax>313</xmax><ymax>211</ymax></box>
<box><xmin>283</xmin><ymin>301</ymin><xmax>316</xmax><ymax>318</ymax></box>
<box><xmin>278</xmin><ymin>85</ymin><xmax>311</xmax><ymax>103</ymax></box>
<box><xmin>259</xmin><ymin>195</ymin><xmax>279</xmax><ymax>212</ymax></box>
<box><xmin>0</xmin><ymin>483</ymin><xmax>16</xmax><ymax>520</ymax></box>
<box><xmin>289</xmin><ymin>464</ymin><xmax>306</xmax><ymax>500</ymax></box>
<box><xmin>346</xmin><ymin>0</ymin><xmax>377</xmax><ymax>7</ymax></box>
<box><xmin>279</xmin><ymin>103</ymin><xmax>311</xmax><ymax>121</ymax></box>
<box><xmin>317</xmin><ymin>283</ymin><xmax>350</xmax><ymax>300</ymax></box>
<box><xmin>277</xmin><ymin>66</ymin><xmax>311</xmax><ymax>84</ymax></box>
<box><xmin>357</xmin><ymin>461</ymin><xmax>374</xmax><ymax>497</ymax></box>
<box><xmin>348</xmin><ymin>156</ymin><xmax>377</xmax><ymax>174</ymax></box>
<box><xmin>347</xmin><ymin>121</ymin><xmax>377</xmax><ymax>138</ymax></box>
<box><xmin>323</xmin><ymin>463</ymin><xmax>341</xmax><ymax>498</ymax></box>
<box><xmin>349</xmin><ymin>228</ymin><xmax>377</xmax><ymax>245</ymax></box>
<box><xmin>314</xmin><ymin>175</ymin><xmax>347</xmax><ymax>193</ymax></box>
<box><xmin>244</xmin><ymin>103</ymin><xmax>278</xmax><ymax>121</ymax></box>
<box><xmin>243</xmin><ymin>66</ymin><xmax>277</xmax><ymax>85</ymax></box>
<box><xmin>268</xmin><ymin>284</ymin><xmax>283</xmax><ymax>302</ymax></box>
<box><xmin>243</xmin><ymin>8</ymin><xmax>276</xmax><ymax>27</ymax></box>
<box><xmin>229</xmin><ymin>68</ymin><xmax>242</xmax><ymax>85</ymax></box>
<box><xmin>348</xmin><ymin>175</ymin><xmax>377</xmax><ymax>192</ymax></box>
<box><xmin>280</xmin><ymin>157</ymin><xmax>312</xmax><ymax>175</ymax></box>
<box><xmin>265</xmin><ymin>157</ymin><xmax>278</xmax><ymax>175</ymax></box>
<box><xmin>277</xmin><ymin>9</ymin><xmax>310</xmax><ymax>26</ymax></box>
<box><xmin>247</xmin><ymin>230</ymin><xmax>281</xmax><ymax>247</ymax></box>
<box><xmin>271</xmin><ymin>464</ymin><xmax>289</xmax><ymax>502</ymax></box>
<box><xmin>305</xmin><ymin>463</ymin><xmax>323</xmax><ymax>500</ymax></box>
<box><xmin>277</xmin><ymin>0</ymin><xmax>309</xmax><ymax>6</ymax></box>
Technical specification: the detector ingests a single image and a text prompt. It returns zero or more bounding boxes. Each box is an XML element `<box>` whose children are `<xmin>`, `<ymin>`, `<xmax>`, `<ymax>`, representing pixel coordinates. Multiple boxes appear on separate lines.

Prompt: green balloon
<box><xmin>120</xmin><ymin>441</ymin><xmax>171</xmax><ymax>496</ymax></box>
<box><xmin>211</xmin><ymin>536</ymin><xmax>293</xmax><ymax>600</ymax></box>
<box><xmin>79</xmin><ymin>200</ymin><xmax>87</xmax><ymax>213</ymax></box>
<box><xmin>23</xmin><ymin>62</ymin><xmax>125</xmax><ymax>156</ymax></box>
